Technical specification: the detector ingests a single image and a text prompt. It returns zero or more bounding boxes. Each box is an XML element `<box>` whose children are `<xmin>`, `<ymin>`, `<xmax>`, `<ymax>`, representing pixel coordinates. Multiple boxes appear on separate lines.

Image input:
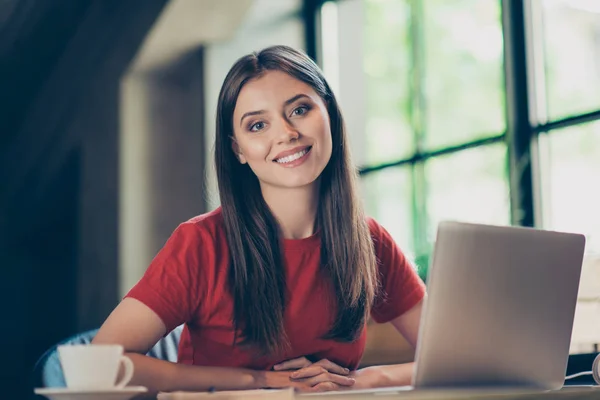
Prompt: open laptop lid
<box><xmin>413</xmin><ymin>222</ymin><xmax>585</xmax><ymax>390</ymax></box>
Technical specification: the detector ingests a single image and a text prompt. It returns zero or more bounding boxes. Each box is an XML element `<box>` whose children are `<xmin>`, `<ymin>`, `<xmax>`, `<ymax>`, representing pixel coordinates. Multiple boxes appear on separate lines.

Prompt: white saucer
<box><xmin>34</xmin><ymin>386</ymin><xmax>147</xmax><ymax>400</ymax></box>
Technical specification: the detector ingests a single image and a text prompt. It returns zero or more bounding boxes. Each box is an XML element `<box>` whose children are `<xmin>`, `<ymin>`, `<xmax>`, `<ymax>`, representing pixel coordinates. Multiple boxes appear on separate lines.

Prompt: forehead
<box><xmin>234</xmin><ymin>70</ymin><xmax>320</xmax><ymax>114</ymax></box>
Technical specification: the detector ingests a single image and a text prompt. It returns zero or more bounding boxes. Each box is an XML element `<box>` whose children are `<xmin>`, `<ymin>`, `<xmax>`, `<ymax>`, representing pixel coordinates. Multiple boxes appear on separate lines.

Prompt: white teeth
<box><xmin>275</xmin><ymin>148</ymin><xmax>308</xmax><ymax>164</ymax></box>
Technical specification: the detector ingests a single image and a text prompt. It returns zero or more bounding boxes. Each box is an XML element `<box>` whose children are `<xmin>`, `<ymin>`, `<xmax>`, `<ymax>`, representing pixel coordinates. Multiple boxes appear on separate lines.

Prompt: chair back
<box><xmin>33</xmin><ymin>325</ymin><xmax>184</xmax><ymax>387</ymax></box>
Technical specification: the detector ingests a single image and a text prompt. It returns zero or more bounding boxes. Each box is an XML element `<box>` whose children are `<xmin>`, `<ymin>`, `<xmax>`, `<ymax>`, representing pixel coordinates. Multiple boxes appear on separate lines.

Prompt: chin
<box><xmin>265</xmin><ymin>174</ymin><xmax>321</xmax><ymax>190</ymax></box>
<box><xmin>280</xmin><ymin>177</ymin><xmax>319</xmax><ymax>189</ymax></box>
<box><xmin>257</xmin><ymin>165</ymin><xmax>326</xmax><ymax>190</ymax></box>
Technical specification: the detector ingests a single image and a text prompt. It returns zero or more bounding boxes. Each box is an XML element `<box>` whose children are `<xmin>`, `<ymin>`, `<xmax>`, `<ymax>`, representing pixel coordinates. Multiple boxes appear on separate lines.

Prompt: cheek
<box><xmin>303</xmin><ymin>112</ymin><xmax>331</xmax><ymax>141</ymax></box>
<box><xmin>240</xmin><ymin>140</ymin><xmax>271</xmax><ymax>163</ymax></box>
<box><xmin>316</xmin><ymin>117</ymin><xmax>333</xmax><ymax>151</ymax></box>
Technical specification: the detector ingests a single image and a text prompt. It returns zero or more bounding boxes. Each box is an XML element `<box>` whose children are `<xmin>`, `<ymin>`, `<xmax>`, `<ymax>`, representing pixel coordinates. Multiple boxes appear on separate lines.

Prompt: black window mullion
<box><xmin>502</xmin><ymin>0</ymin><xmax>535</xmax><ymax>227</ymax></box>
<box><xmin>359</xmin><ymin>133</ymin><xmax>505</xmax><ymax>175</ymax></box>
<box><xmin>303</xmin><ymin>0</ymin><xmax>324</xmax><ymax>62</ymax></box>
<box><xmin>534</xmin><ymin>110</ymin><xmax>600</xmax><ymax>134</ymax></box>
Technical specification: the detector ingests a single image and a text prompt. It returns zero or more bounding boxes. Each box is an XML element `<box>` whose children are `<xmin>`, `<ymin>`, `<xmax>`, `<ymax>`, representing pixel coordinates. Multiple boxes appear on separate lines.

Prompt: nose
<box><xmin>276</xmin><ymin>118</ymin><xmax>300</xmax><ymax>144</ymax></box>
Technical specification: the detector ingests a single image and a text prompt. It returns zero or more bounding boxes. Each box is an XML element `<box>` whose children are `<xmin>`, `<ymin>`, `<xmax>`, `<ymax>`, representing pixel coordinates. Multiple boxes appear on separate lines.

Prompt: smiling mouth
<box><xmin>274</xmin><ymin>146</ymin><xmax>312</xmax><ymax>164</ymax></box>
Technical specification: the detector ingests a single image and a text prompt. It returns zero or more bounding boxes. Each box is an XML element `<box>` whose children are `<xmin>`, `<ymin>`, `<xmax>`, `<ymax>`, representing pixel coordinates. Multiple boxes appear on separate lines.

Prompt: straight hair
<box><xmin>214</xmin><ymin>45</ymin><xmax>378</xmax><ymax>355</ymax></box>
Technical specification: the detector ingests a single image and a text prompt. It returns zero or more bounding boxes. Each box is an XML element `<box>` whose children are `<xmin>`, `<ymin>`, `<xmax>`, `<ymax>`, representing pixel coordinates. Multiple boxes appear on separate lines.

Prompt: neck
<box><xmin>260</xmin><ymin>181</ymin><xmax>319</xmax><ymax>239</ymax></box>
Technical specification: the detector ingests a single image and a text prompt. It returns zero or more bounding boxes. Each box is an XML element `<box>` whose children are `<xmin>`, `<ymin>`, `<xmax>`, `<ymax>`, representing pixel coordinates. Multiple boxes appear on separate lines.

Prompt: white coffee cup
<box><xmin>58</xmin><ymin>344</ymin><xmax>134</xmax><ymax>390</ymax></box>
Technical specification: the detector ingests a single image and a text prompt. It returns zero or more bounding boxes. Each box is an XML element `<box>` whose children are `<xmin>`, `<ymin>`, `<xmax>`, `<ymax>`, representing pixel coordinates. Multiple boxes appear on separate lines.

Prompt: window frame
<box><xmin>307</xmin><ymin>0</ymin><xmax>600</xmax><ymax>277</ymax></box>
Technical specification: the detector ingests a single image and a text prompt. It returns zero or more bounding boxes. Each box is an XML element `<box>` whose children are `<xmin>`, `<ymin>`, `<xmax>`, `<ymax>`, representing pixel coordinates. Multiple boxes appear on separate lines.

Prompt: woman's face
<box><xmin>231</xmin><ymin>70</ymin><xmax>333</xmax><ymax>191</ymax></box>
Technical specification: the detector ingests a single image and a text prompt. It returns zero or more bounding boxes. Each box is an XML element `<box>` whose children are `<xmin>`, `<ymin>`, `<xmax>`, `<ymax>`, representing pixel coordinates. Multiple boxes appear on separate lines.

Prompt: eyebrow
<box><xmin>239</xmin><ymin>93</ymin><xmax>311</xmax><ymax>127</ymax></box>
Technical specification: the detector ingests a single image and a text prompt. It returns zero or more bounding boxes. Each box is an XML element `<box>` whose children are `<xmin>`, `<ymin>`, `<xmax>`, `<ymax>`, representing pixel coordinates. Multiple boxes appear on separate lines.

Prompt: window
<box><xmin>424</xmin><ymin>144</ymin><xmax>510</xmax><ymax>245</ymax></box>
<box><xmin>532</xmin><ymin>0</ymin><xmax>600</xmax><ymax>255</ymax></box>
<box><xmin>361</xmin><ymin>166</ymin><xmax>414</xmax><ymax>255</ymax></box>
<box><xmin>422</xmin><ymin>0</ymin><xmax>505</xmax><ymax>149</ymax></box>
<box><xmin>319</xmin><ymin>0</ymin><xmax>600</xmax><ymax>279</ymax></box>
<box><xmin>363</xmin><ymin>0</ymin><xmax>413</xmax><ymax>164</ymax></box>
<box><xmin>361</xmin><ymin>0</ymin><xmax>508</xmax><ymax>277</ymax></box>
<box><xmin>540</xmin><ymin>0</ymin><xmax>600</xmax><ymax>121</ymax></box>
<box><xmin>539</xmin><ymin>121</ymin><xmax>600</xmax><ymax>254</ymax></box>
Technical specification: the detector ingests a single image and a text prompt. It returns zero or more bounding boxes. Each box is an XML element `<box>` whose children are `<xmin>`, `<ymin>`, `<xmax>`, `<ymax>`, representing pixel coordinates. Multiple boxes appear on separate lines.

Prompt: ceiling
<box><xmin>0</xmin><ymin>0</ymin><xmax>302</xmax><ymax>143</ymax></box>
<box><xmin>129</xmin><ymin>0</ymin><xmax>253</xmax><ymax>74</ymax></box>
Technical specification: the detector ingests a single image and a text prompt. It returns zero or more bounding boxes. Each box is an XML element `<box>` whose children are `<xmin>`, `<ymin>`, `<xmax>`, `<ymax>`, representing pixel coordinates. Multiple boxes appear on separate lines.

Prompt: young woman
<box><xmin>92</xmin><ymin>45</ymin><xmax>426</xmax><ymax>395</ymax></box>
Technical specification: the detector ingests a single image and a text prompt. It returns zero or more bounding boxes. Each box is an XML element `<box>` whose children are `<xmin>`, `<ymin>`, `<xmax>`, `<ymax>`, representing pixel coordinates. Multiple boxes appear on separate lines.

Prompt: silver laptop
<box><xmin>305</xmin><ymin>221</ymin><xmax>586</xmax><ymax>396</ymax></box>
<box><xmin>413</xmin><ymin>221</ymin><xmax>585</xmax><ymax>390</ymax></box>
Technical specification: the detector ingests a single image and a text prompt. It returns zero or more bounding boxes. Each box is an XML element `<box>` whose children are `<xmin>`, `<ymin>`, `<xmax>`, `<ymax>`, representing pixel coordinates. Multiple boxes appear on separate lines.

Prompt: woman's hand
<box><xmin>350</xmin><ymin>366</ymin><xmax>387</xmax><ymax>389</ymax></box>
<box><xmin>352</xmin><ymin>364</ymin><xmax>414</xmax><ymax>389</ymax></box>
<box><xmin>290</xmin><ymin>366</ymin><xmax>384</xmax><ymax>392</ymax></box>
<box><xmin>273</xmin><ymin>356</ymin><xmax>350</xmax><ymax>376</ymax></box>
<box><xmin>270</xmin><ymin>357</ymin><xmax>355</xmax><ymax>392</ymax></box>
<box><xmin>291</xmin><ymin>366</ymin><xmax>387</xmax><ymax>392</ymax></box>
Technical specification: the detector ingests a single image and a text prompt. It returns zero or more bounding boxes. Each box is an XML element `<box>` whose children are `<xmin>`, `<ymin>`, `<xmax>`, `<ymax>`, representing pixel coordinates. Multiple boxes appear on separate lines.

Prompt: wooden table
<box><xmin>158</xmin><ymin>386</ymin><xmax>600</xmax><ymax>400</ymax></box>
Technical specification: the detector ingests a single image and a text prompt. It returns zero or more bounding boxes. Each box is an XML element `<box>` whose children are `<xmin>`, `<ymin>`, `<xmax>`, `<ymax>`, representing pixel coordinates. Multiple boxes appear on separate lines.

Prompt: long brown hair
<box><xmin>215</xmin><ymin>45</ymin><xmax>377</xmax><ymax>356</ymax></box>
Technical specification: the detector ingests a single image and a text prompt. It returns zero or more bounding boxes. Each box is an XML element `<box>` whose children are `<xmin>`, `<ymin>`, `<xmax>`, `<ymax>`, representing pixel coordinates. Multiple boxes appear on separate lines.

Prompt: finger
<box><xmin>310</xmin><ymin>382</ymin><xmax>340</xmax><ymax>393</ymax></box>
<box><xmin>292</xmin><ymin>382</ymin><xmax>314</xmax><ymax>393</ymax></box>
<box><xmin>314</xmin><ymin>359</ymin><xmax>350</xmax><ymax>376</ymax></box>
<box><xmin>273</xmin><ymin>357</ymin><xmax>312</xmax><ymax>371</ymax></box>
<box><xmin>300</xmin><ymin>372</ymin><xmax>355</xmax><ymax>387</ymax></box>
<box><xmin>291</xmin><ymin>365</ymin><xmax>328</xmax><ymax>379</ymax></box>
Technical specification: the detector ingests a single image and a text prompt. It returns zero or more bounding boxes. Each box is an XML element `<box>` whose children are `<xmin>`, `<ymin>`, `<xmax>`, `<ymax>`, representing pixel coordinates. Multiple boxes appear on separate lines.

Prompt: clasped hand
<box><xmin>270</xmin><ymin>356</ymin><xmax>355</xmax><ymax>392</ymax></box>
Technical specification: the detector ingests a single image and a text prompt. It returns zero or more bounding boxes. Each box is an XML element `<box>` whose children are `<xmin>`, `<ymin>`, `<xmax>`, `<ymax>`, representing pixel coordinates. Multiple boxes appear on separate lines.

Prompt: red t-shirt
<box><xmin>125</xmin><ymin>207</ymin><xmax>425</xmax><ymax>370</ymax></box>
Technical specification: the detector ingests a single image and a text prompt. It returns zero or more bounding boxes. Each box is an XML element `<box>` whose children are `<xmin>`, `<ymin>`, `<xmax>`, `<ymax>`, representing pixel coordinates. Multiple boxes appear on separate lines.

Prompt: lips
<box><xmin>273</xmin><ymin>146</ymin><xmax>312</xmax><ymax>163</ymax></box>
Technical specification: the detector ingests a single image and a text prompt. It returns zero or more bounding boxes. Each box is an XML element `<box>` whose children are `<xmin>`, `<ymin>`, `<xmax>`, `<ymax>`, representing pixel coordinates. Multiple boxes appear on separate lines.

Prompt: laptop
<box><xmin>305</xmin><ymin>221</ymin><xmax>586</xmax><ymax>396</ymax></box>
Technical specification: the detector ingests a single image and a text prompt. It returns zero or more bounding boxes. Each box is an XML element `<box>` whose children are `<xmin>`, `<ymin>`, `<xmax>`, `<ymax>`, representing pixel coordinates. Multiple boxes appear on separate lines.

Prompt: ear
<box><xmin>231</xmin><ymin>138</ymin><xmax>247</xmax><ymax>164</ymax></box>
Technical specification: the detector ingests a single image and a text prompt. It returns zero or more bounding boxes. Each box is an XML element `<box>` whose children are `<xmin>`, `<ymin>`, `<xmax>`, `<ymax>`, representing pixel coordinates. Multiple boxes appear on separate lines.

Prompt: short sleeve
<box><xmin>369</xmin><ymin>218</ymin><xmax>426</xmax><ymax>324</ymax></box>
<box><xmin>124</xmin><ymin>222</ymin><xmax>204</xmax><ymax>333</ymax></box>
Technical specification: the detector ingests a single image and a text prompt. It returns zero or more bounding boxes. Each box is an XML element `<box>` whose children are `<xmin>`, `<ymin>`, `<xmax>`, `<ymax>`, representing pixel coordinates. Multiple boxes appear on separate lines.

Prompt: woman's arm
<box><xmin>354</xmin><ymin>298</ymin><xmax>425</xmax><ymax>388</ymax></box>
<box><xmin>389</xmin><ymin>296</ymin><xmax>424</xmax><ymax>349</ymax></box>
<box><xmin>92</xmin><ymin>298</ymin><xmax>295</xmax><ymax>394</ymax></box>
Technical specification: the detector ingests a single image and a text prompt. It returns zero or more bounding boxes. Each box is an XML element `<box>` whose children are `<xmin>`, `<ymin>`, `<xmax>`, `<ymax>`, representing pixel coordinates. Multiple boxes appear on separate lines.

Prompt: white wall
<box><xmin>325</xmin><ymin>0</ymin><xmax>367</xmax><ymax>168</ymax></box>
